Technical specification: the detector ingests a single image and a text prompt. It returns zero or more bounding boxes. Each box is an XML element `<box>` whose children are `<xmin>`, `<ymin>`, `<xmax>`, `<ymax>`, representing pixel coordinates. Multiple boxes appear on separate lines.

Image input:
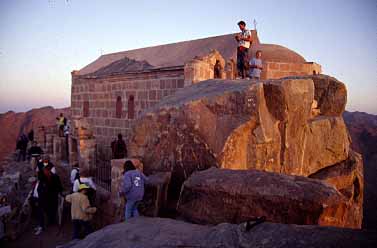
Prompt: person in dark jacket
<box><xmin>122</xmin><ymin>160</ymin><xmax>148</xmax><ymax>221</ymax></box>
<box><xmin>36</xmin><ymin>156</ymin><xmax>63</xmax><ymax>226</ymax></box>
<box><xmin>112</xmin><ymin>133</ymin><xmax>128</xmax><ymax>159</ymax></box>
<box><xmin>28</xmin><ymin>141</ymin><xmax>44</xmax><ymax>170</ymax></box>
<box><xmin>16</xmin><ymin>134</ymin><xmax>28</xmax><ymax>161</ymax></box>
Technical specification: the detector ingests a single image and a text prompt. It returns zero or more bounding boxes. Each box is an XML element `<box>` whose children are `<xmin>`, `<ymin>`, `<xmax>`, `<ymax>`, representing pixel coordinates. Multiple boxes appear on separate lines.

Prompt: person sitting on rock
<box><xmin>122</xmin><ymin>160</ymin><xmax>148</xmax><ymax>221</ymax></box>
<box><xmin>65</xmin><ymin>184</ymin><xmax>97</xmax><ymax>240</ymax></box>
<box><xmin>112</xmin><ymin>133</ymin><xmax>128</xmax><ymax>159</ymax></box>
<box><xmin>72</xmin><ymin>168</ymin><xmax>96</xmax><ymax>206</ymax></box>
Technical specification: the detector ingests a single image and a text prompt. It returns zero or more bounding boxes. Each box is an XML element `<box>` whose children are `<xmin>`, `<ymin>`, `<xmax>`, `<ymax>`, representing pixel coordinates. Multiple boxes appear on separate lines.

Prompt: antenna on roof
<box><xmin>253</xmin><ymin>19</ymin><xmax>257</xmax><ymax>31</ymax></box>
<box><xmin>99</xmin><ymin>48</ymin><xmax>104</xmax><ymax>56</ymax></box>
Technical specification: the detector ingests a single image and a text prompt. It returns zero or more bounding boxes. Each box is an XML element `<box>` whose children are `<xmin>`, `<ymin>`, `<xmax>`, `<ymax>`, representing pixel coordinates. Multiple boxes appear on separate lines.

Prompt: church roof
<box><xmin>250</xmin><ymin>44</ymin><xmax>306</xmax><ymax>63</ymax></box>
<box><xmin>78</xmin><ymin>32</ymin><xmax>307</xmax><ymax>76</ymax></box>
<box><xmin>78</xmin><ymin>32</ymin><xmax>258</xmax><ymax>75</ymax></box>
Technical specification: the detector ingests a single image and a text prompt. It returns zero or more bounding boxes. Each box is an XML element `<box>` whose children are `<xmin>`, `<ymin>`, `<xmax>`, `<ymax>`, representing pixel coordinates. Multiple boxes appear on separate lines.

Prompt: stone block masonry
<box><xmin>71</xmin><ymin>68</ymin><xmax>185</xmax><ymax>162</ymax></box>
<box><xmin>262</xmin><ymin>62</ymin><xmax>322</xmax><ymax>80</ymax></box>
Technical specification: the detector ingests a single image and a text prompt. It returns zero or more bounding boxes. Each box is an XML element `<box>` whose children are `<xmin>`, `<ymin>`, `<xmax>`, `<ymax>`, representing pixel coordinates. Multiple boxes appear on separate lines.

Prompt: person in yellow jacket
<box><xmin>65</xmin><ymin>184</ymin><xmax>97</xmax><ymax>239</ymax></box>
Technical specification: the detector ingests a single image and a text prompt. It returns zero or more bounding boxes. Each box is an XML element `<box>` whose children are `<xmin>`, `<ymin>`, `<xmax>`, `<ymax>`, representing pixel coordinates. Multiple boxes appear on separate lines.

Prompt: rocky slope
<box><xmin>58</xmin><ymin>217</ymin><xmax>377</xmax><ymax>248</ymax></box>
<box><xmin>0</xmin><ymin>106</ymin><xmax>70</xmax><ymax>162</ymax></box>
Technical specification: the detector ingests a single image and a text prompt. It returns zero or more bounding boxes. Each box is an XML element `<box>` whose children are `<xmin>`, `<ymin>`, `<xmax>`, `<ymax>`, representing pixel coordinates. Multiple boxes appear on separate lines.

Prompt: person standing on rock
<box><xmin>112</xmin><ymin>133</ymin><xmax>128</xmax><ymax>159</ymax></box>
<box><xmin>66</xmin><ymin>184</ymin><xmax>97</xmax><ymax>239</ymax></box>
<box><xmin>122</xmin><ymin>160</ymin><xmax>148</xmax><ymax>221</ymax></box>
<box><xmin>235</xmin><ymin>20</ymin><xmax>252</xmax><ymax>79</ymax></box>
<box><xmin>249</xmin><ymin>50</ymin><xmax>263</xmax><ymax>80</ymax></box>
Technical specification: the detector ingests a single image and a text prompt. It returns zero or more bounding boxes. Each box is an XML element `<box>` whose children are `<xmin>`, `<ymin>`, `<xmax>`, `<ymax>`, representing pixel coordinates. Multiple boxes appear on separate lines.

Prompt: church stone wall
<box><xmin>71</xmin><ymin>69</ymin><xmax>185</xmax><ymax>162</ymax></box>
<box><xmin>262</xmin><ymin>62</ymin><xmax>322</xmax><ymax>79</ymax></box>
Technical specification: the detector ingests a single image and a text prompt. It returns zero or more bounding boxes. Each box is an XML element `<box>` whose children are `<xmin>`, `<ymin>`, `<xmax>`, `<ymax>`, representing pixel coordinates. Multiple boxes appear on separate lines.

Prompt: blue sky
<box><xmin>0</xmin><ymin>0</ymin><xmax>376</xmax><ymax>114</ymax></box>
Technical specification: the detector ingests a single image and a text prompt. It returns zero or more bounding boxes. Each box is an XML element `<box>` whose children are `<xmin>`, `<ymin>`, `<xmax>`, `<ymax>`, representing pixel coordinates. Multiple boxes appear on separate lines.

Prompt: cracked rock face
<box><xmin>128</xmin><ymin>75</ymin><xmax>362</xmax><ymax>228</ymax></box>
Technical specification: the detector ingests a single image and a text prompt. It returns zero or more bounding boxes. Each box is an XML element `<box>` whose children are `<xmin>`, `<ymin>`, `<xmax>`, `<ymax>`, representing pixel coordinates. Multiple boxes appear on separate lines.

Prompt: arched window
<box><xmin>128</xmin><ymin>95</ymin><xmax>135</xmax><ymax>119</ymax></box>
<box><xmin>83</xmin><ymin>101</ymin><xmax>89</xmax><ymax>117</ymax></box>
<box><xmin>313</xmin><ymin>70</ymin><xmax>317</xmax><ymax>75</ymax></box>
<box><xmin>116</xmin><ymin>96</ymin><xmax>122</xmax><ymax>118</ymax></box>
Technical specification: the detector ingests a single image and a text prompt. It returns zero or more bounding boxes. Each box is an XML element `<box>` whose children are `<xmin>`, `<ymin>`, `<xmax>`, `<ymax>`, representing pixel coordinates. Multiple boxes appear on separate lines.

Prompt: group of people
<box><xmin>235</xmin><ymin>20</ymin><xmax>263</xmax><ymax>80</ymax></box>
<box><xmin>65</xmin><ymin>159</ymin><xmax>147</xmax><ymax>240</ymax></box>
<box><xmin>15</xmin><ymin>129</ymin><xmax>36</xmax><ymax>162</ymax></box>
<box><xmin>31</xmin><ymin>155</ymin><xmax>63</xmax><ymax>235</ymax></box>
<box><xmin>25</xmin><ymin>128</ymin><xmax>138</xmax><ymax>240</ymax></box>
<box><xmin>31</xmin><ymin>157</ymin><xmax>98</xmax><ymax>239</ymax></box>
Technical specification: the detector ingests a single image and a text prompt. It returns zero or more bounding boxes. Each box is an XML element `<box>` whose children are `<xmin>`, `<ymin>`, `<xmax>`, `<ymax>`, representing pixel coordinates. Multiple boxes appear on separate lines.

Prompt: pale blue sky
<box><xmin>0</xmin><ymin>0</ymin><xmax>376</xmax><ymax>114</ymax></box>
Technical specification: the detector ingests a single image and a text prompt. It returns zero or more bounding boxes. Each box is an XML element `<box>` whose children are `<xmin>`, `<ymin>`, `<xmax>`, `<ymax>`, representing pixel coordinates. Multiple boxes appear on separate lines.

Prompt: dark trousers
<box><xmin>35</xmin><ymin>199</ymin><xmax>45</xmax><ymax>229</ymax></box>
<box><xmin>59</xmin><ymin>125</ymin><xmax>64</xmax><ymax>137</ymax></box>
<box><xmin>46</xmin><ymin>196</ymin><xmax>58</xmax><ymax>225</ymax></box>
<box><xmin>72</xmin><ymin>220</ymin><xmax>93</xmax><ymax>239</ymax></box>
<box><xmin>17</xmin><ymin>149</ymin><xmax>26</xmax><ymax>161</ymax></box>
<box><xmin>237</xmin><ymin>47</ymin><xmax>249</xmax><ymax>78</ymax></box>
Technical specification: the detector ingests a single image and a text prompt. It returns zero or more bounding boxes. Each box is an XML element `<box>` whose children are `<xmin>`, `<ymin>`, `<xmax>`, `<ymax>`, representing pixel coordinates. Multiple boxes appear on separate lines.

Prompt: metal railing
<box><xmin>94</xmin><ymin>159</ymin><xmax>112</xmax><ymax>192</ymax></box>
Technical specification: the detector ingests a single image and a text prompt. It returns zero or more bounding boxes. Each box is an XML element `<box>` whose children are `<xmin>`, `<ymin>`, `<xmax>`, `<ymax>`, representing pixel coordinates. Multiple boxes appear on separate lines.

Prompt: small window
<box><xmin>313</xmin><ymin>70</ymin><xmax>317</xmax><ymax>75</ymax></box>
<box><xmin>83</xmin><ymin>101</ymin><xmax>89</xmax><ymax>117</ymax></box>
<box><xmin>128</xmin><ymin>95</ymin><xmax>135</xmax><ymax>119</ymax></box>
<box><xmin>116</xmin><ymin>96</ymin><xmax>122</xmax><ymax>118</ymax></box>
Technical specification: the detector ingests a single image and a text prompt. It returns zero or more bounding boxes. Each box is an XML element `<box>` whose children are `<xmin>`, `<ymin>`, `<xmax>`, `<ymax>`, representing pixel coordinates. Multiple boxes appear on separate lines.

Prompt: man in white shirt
<box><xmin>235</xmin><ymin>20</ymin><xmax>252</xmax><ymax>79</ymax></box>
<box><xmin>249</xmin><ymin>50</ymin><xmax>263</xmax><ymax>80</ymax></box>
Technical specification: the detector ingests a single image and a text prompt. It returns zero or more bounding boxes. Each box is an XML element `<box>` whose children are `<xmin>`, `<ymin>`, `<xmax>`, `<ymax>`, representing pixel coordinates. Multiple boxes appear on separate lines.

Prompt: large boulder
<box><xmin>57</xmin><ymin>217</ymin><xmax>377</xmax><ymax>248</ymax></box>
<box><xmin>128</xmin><ymin>75</ymin><xmax>350</xmax><ymax>196</ymax></box>
<box><xmin>177</xmin><ymin>167</ymin><xmax>354</xmax><ymax>228</ymax></box>
<box><xmin>311</xmin><ymin>74</ymin><xmax>347</xmax><ymax>116</ymax></box>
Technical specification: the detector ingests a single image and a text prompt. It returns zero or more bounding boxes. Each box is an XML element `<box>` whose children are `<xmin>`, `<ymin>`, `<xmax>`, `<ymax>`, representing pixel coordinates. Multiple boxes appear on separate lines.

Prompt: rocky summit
<box><xmin>58</xmin><ymin>217</ymin><xmax>376</xmax><ymax>248</ymax></box>
<box><xmin>128</xmin><ymin>74</ymin><xmax>363</xmax><ymax>228</ymax></box>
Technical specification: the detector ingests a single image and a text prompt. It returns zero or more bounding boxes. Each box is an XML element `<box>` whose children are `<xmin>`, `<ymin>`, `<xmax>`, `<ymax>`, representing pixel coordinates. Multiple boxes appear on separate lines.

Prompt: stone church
<box><xmin>69</xmin><ymin>30</ymin><xmax>321</xmax><ymax>174</ymax></box>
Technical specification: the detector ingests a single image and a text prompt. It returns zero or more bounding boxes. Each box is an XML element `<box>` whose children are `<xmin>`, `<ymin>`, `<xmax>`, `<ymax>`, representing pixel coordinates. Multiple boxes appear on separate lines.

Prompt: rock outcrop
<box><xmin>129</xmin><ymin>75</ymin><xmax>349</xmax><ymax>176</ymax></box>
<box><xmin>177</xmin><ymin>167</ymin><xmax>353</xmax><ymax>227</ymax></box>
<box><xmin>58</xmin><ymin>217</ymin><xmax>377</xmax><ymax>248</ymax></box>
<box><xmin>128</xmin><ymin>74</ymin><xmax>359</xmax><ymax>208</ymax></box>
